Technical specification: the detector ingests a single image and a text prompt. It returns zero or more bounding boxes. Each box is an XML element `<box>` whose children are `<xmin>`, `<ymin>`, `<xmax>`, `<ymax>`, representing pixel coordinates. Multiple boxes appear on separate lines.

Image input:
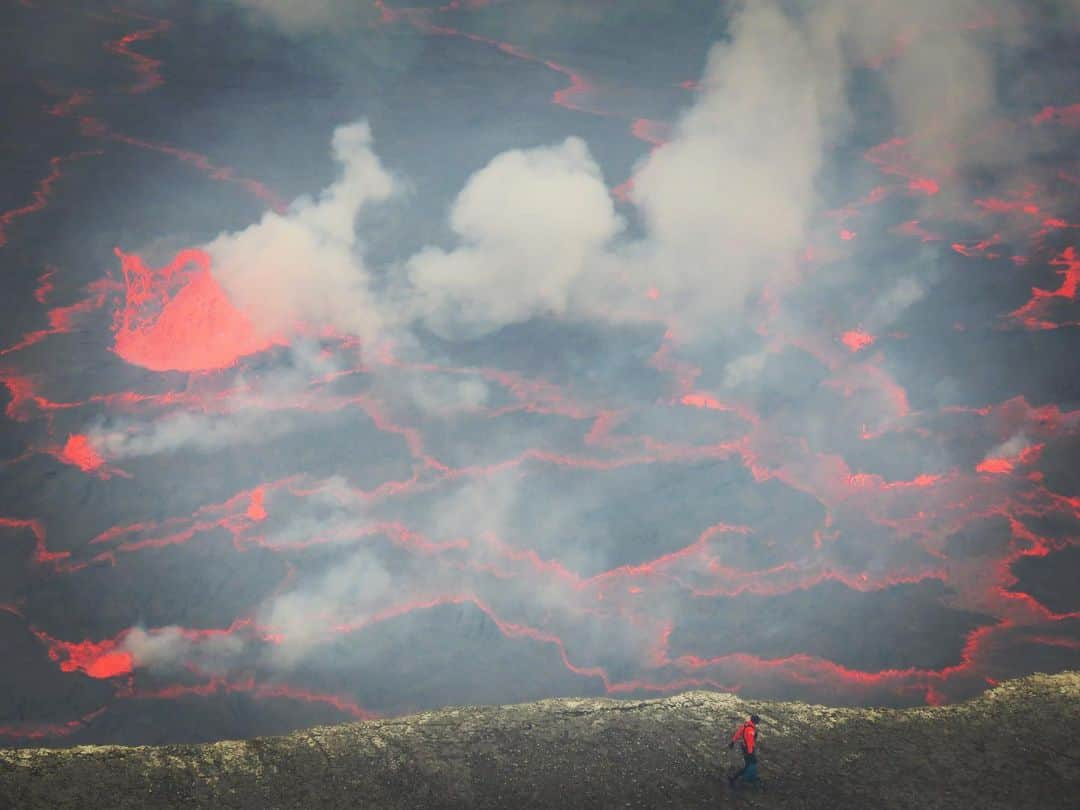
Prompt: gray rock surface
<box><xmin>1</xmin><ymin>672</ymin><xmax>1077</xmax><ymax>809</ymax></box>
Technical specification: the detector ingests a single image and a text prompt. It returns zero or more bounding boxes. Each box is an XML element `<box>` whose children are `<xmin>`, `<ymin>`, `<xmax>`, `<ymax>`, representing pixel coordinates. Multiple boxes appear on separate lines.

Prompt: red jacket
<box><xmin>732</xmin><ymin>720</ymin><xmax>757</xmax><ymax>754</ymax></box>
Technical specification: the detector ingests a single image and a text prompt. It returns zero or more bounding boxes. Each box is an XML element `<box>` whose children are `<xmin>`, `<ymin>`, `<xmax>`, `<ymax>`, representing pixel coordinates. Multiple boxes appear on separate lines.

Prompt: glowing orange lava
<box><xmin>246</xmin><ymin>487</ymin><xmax>268</xmax><ymax>522</ymax></box>
<box><xmin>41</xmin><ymin>634</ymin><xmax>134</xmax><ymax>679</ymax></box>
<box><xmin>976</xmin><ymin>458</ymin><xmax>1014</xmax><ymax>474</ymax></box>
<box><xmin>59</xmin><ymin>434</ymin><xmax>104</xmax><ymax>472</ymax></box>
<box><xmin>841</xmin><ymin>330</ymin><xmax>877</xmax><ymax>352</ymax></box>
<box><xmin>680</xmin><ymin>393</ymin><xmax>723</xmax><ymax>410</ymax></box>
<box><xmin>113</xmin><ymin>248</ymin><xmax>281</xmax><ymax>371</ymax></box>
<box><xmin>1032</xmin><ymin>103</ymin><xmax>1080</xmax><ymax>127</ymax></box>
<box><xmin>1009</xmin><ymin>247</ymin><xmax>1080</xmax><ymax>330</ymax></box>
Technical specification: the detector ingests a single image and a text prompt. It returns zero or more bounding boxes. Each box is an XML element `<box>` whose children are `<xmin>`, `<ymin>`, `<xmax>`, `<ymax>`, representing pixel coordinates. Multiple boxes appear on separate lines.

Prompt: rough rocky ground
<box><xmin>1</xmin><ymin>672</ymin><xmax>1077</xmax><ymax>809</ymax></box>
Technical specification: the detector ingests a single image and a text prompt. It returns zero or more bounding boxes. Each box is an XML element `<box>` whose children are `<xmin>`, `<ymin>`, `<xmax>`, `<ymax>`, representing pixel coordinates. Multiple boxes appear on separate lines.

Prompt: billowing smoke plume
<box><xmin>173</xmin><ymin>1</ymin><xmax>849</xmax><ymax>345</ymax></box>
<box><xmin>193</xmin><ymin>0</ymin><xmax>1048</xmax><ymax>344</ymax></box>
<box><xmin>205</xmin><ymin>122</ymin><xmax>394</xmax><ymax>342</ymax></box>
<box><xmin>85</xmin><ymin>341</ymin><xmax>341</xmax><ymax>460</ymax></box>
<box><xmin>623</xmin><ymin>2</ymin><xmax>847</xmax><ymax>329</ymax></box>
<box><xmin>407</xmin><ymin>137</ymin><xmax>623</xmax><ymax>339</ymax></box>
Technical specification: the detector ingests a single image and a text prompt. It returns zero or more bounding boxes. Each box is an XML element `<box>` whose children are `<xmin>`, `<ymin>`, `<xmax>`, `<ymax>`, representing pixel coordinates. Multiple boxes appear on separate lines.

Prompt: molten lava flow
<box><xmin>38</xmin><ymin>633</ymin><xmax>134</xmax><ymax>679</ymax></box>
<box><xmin>630</xmin><ymin>119</ymin><xmax>672</xmax><ymax>147</ymax></box>
<box><xmin>84</xmin><ymin>651</ymin><xmax>135</xmax><ymax>678</ymax></box>
<box><xmin>865</xmin><ymin>138</ymin><xmax>941</xmax><ymax>198</ymax></box>
<box><xmin>841</xmin><ymin>330</ymin><xmax>876</xmax><ymax>352</ymax></box>
<box><xmin>893</xmin><ymin>220</ymin><xmax>942</xmax><ymax>242</ymax></box>
<box><xmin>975</xmin><ymin>197</ymin><xmax>1040</xmax><ymax>216</ymax></box>
<box><xmin>0</xmin><ymin>152</ymin><xmax>101</xmax><ymax>247</ymax></box>
<box><xmin>58</xmin><ymin>434</ymin><xmax>104</xmax><ymax>472</ymax></box>
<box><xmin>0</xmin><ymin>707</ymin><xmax>107</xmax><ymax>741</ymax></box>
<box><xmin>611</xmin><ymin>177</ymin><xmax>635</xmax><ymax>203</ymax></box>
<box><xmin>31</xmin><ymin>10</ymin><xmax>284</xmax><ymax>212</ymax></box>
<box><xmin>246</xmin><ymin>487</ymin><xmax>268</xmax><ymax>522</ymax></box>
<box><xmin>105</xmin><ymin>10</ymin><xmax>172</xmax><ymax>94</ymax></box>
<box><xmin>131</xmin><ymin>676</ymin><xmax>376</xmax><ymax>721</ymax></box>
<box><xmin>976</xmin><ymin>458</ymin><xmax>1014</xmax><ymax>475</ymax></box>
<box><xmin>95</xmin><ymin>129</ymin><xmax>287</xmax><ymax>211</ymax></box>
<box><xmin>680</xmin><ymin>393</ymin><xmax>722</xmax><ymax>410</ymax></box>
<box><xmin>908</xmin><ymin>177</ymin><xmax>940</xmax><ymax>196</ymax></box>
<box><xmin>0</xmin><ymin>283</ymin><xmax>111</xmax><ymax>359</ymax></box>
<box><xmin>1032</xmin><ymin>103</ymin><xmax>1080</xmax><ymax>127</ymax></box>
<box><xmin>952</xmin><ymin>234</ymin><xmax>1003</xmax><ymax>259</ymax></box>
<box><xmin>112</xmin><ymin>248</ymin><xmax>281</xmax><ymax>371</ymax></box>
<box><xmin>33</xmin><ymin>266</ymin><xmax>55</xmax><ymax>303</ymax></box>
<box><xmin>1008</xmin><ymin>247</ymin><xmax>1080</xmax><ymax>330</ymax></box>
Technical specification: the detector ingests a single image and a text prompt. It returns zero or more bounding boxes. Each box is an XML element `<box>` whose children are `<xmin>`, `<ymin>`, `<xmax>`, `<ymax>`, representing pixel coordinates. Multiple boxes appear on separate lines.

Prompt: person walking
<box><xmin>728</xmin><ymin>714</ymin><xmax>760</xmax><ymax>788</ymax></box>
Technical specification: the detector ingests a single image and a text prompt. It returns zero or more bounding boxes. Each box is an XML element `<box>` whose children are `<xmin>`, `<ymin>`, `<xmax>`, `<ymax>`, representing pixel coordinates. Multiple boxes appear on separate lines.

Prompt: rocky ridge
<box><xmin>1</xmin><ymin>672</ymin><xmax>1077</xmax><ymax>808</ymax></box>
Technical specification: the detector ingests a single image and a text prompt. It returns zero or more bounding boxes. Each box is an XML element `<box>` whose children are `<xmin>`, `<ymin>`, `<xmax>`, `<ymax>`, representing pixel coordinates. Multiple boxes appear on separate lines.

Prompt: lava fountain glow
<box><xmin>0</xmin><ymin>0</ymin><xmax>1077</xmax><ymax>747</ymax></box>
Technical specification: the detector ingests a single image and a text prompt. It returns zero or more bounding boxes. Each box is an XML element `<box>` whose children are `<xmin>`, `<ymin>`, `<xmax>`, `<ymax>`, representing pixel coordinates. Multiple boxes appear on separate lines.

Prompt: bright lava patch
<box><xmin>59</xmin><ymin>434</ymin><xmax>105</xmax><ymax>472</ymax></box>
<box><xmin>841</xmin><ymin>330</ymin><xmax>877</xmax><ymax>352</ymax></box>
<box><xmin>113</xmin><ymin>248</ymin><xmax>281</xmax><ymax>372</ymax></box>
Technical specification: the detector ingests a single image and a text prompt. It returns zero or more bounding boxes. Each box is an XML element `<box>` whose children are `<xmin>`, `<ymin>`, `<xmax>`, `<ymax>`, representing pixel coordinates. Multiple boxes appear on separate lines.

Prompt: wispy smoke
<box><xmin>259</xmin><ymin>547</ymin><xmax>398</xmax><ymax>666</ymax></box>
<box><xmin>226</xmin><ymin>0</ymin><xmax>381</xmax><ymax>34</ymax></box>
<box><xmin>122</xmin><ymin>626</ymin><xmax>248</xmax><ymax>675</ymax></box>
<box><xmin>836</xmin><ymin>0</ymin><xmax>1024</xmax><ymax>163</ymax></box>
<box><xmin>87</xmin><ymin>341</ymin><xmax>340</xmax><ymax>461</ymax></box>
<box><xmin>863</xmin><ymin>276</ymin><xmax>929</xmax><ymax>333</ymax></box>
<box><xmin>90</xmin><ymin>408</ymin><xmax>298</xmax><ymax>460</ymax></box>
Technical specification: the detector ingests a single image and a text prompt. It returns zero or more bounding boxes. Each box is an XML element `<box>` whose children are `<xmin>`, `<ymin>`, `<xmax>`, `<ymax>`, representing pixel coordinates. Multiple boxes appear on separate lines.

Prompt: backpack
<box><xmin>734</xmin><ymin>721</ymin><xmax>755</xmax><ymax>754</ymax></box>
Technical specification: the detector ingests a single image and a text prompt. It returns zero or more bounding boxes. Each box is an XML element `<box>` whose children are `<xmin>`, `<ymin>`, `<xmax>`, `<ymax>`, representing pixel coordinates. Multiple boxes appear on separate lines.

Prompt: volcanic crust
<box><xmin>1</xmin><ymin>672</ymin><xmax>1077</xmax><ymax>809</ymax></box>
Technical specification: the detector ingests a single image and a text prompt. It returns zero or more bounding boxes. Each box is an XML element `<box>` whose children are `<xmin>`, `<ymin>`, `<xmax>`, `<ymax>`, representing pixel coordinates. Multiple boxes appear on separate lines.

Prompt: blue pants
<box><xmin>733</xmin><ymin>752</ymin><xmax>758</xmax><ymax>783</ymax></box>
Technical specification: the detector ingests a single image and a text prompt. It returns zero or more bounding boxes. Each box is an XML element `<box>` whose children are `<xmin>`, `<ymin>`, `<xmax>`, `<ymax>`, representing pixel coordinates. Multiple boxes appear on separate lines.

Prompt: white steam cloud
<box><xmin>408</xmin><ymin>137</ymin><xmax>623</xmax><ymax>339</ymax></box>
<box><xmin>624</xmin><ymin>2</ymin><xmax>846</xmax><ymax>327</ymax></box>
<box><xmin>122</xmin><ymin>626</ymin><xmax>247</xmax><ymax>675</ymax></box>
<box><xmin>206</xmin><ymin>122</ymin><xmax>394</xmax><ymax>342</ymax></box>
<box><xmin>196</xmin><ymin>0</ymin><xmax>1047</xmax><ymax>344</ymax></box>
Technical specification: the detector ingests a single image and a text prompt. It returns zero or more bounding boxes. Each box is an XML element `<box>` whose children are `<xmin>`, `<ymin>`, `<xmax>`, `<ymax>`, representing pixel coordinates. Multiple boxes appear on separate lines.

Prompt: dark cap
<box><xmin>750</xmin><ymin>714</ymin><xmax>760</xmax><ymax>724</ymax></box>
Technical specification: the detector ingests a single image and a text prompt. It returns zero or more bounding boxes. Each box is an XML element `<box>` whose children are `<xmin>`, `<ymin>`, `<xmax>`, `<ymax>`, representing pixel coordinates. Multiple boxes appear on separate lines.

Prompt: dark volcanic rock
<box><xmin>1</xmin><ymin>672</ymin><xmax>1077</xmax><ymax>809</ymax></box>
